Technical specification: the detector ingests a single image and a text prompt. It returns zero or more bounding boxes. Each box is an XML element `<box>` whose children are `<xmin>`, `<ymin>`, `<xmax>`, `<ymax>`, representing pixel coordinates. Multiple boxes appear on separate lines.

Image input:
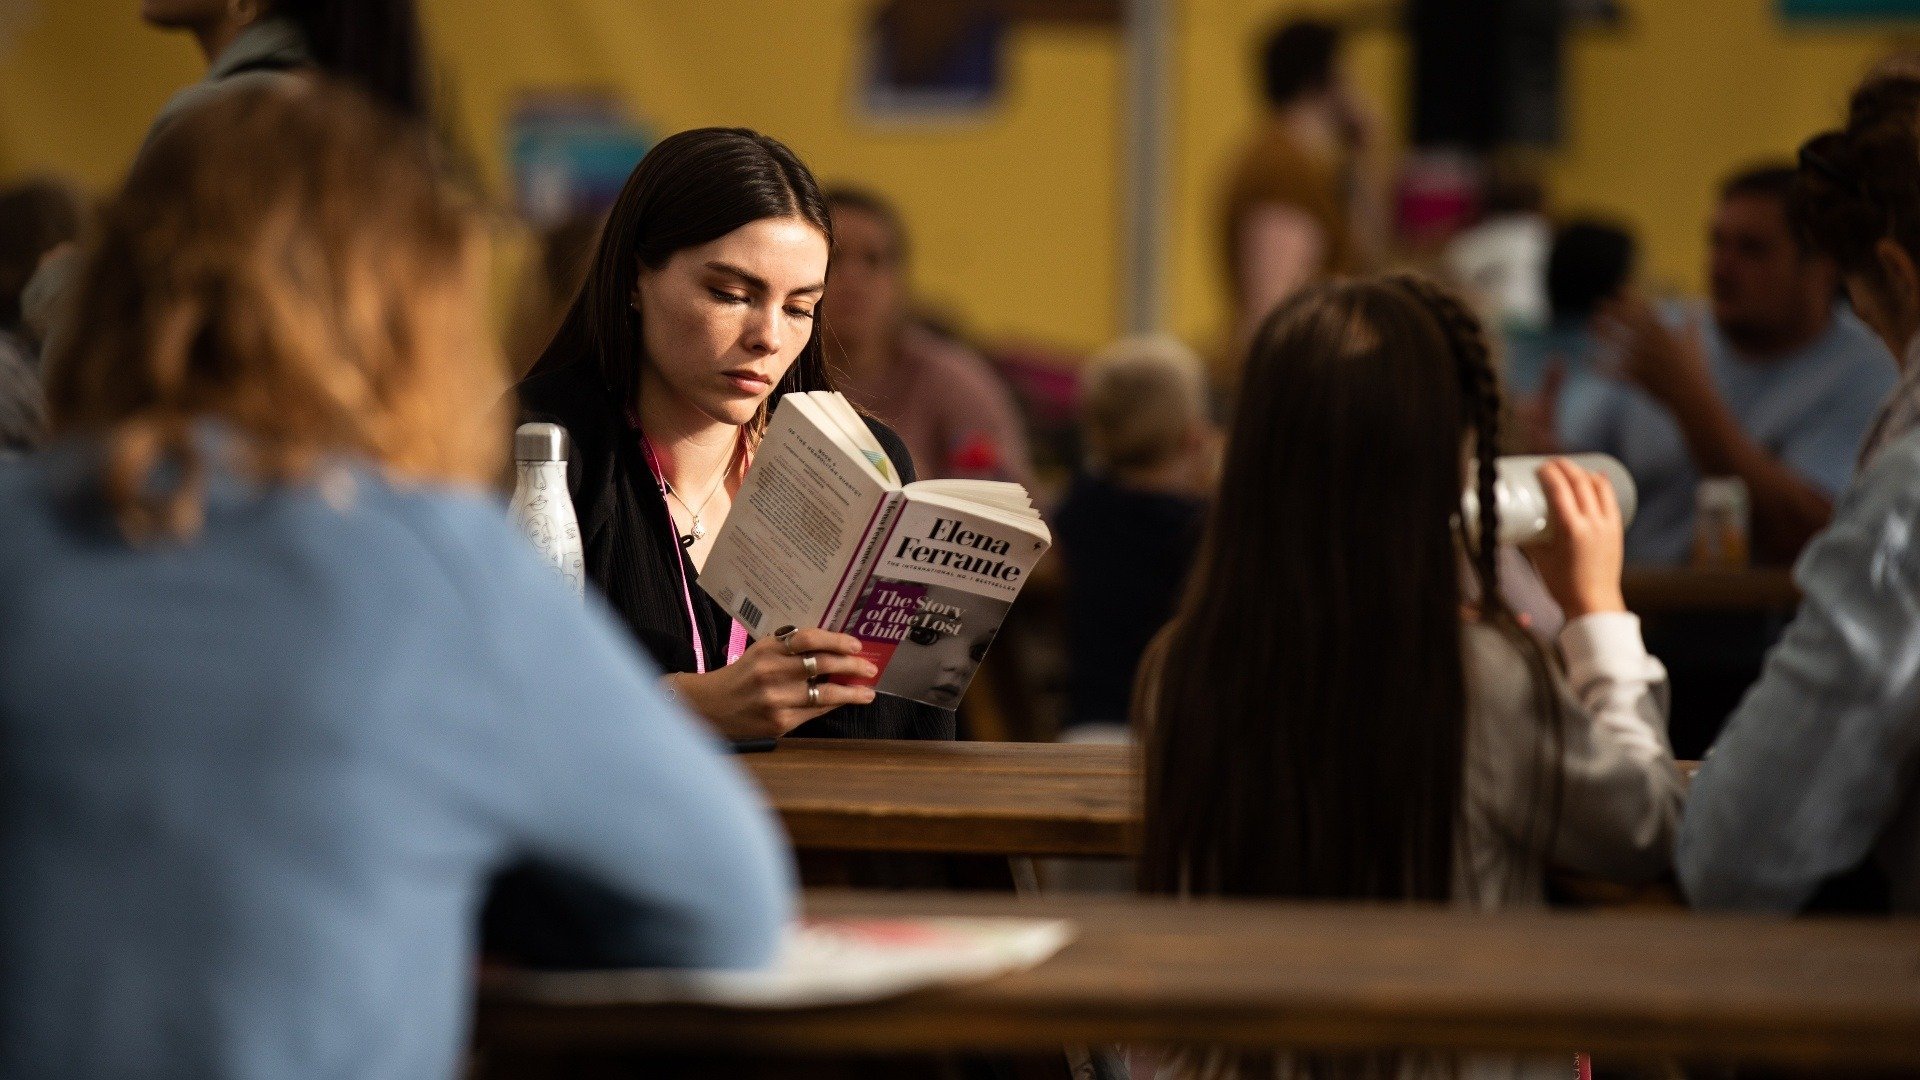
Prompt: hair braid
<box><xmin>1388</xmin><ymin>273</ymin><xmax>1567</xmax><ymax>895</ymax></box>
<box><xmin>1386</xmin><ymin>274</ymin><xmax>1506</xmax><ymax>622</ymax></box>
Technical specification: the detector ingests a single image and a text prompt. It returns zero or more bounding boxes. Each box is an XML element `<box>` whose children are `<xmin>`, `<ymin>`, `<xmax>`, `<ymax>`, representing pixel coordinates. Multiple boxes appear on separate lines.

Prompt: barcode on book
<box><xmin>738</xmin><ymin>597</ymin><xmax>764</xmax><ymax>632</ymax></box>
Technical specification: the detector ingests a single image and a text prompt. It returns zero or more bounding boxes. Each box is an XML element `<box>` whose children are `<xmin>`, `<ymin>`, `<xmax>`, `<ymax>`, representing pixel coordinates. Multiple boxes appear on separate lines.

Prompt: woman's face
<box><xmin>823</xmin><ymin>205</ymin><xmax>907</xmax><ymax>355</ymax></box>
<box><xmin>633</xmin><ymin>215</ymin><xmax>829</xmax><ymax>427</ymax></box>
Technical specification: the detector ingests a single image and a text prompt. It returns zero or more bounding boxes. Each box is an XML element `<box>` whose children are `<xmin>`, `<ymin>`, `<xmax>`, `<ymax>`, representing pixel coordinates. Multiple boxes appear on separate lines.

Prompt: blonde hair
<box><xmin>44</xmin><ymin>79</ymin><xmax>504</xmax><ymax>541</ymax></box>
<box><xmin>1080</xmin><ymin>334</ymin><xmax>1208</xmax><ymax>472</ymax></box>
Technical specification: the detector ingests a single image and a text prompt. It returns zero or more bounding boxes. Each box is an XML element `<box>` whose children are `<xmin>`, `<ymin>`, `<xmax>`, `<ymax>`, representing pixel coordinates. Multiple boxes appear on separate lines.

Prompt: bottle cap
<box><xmin>515</xmin><ymin>422</ymin><xmax>570</xmax><ymax>463</ymax></box>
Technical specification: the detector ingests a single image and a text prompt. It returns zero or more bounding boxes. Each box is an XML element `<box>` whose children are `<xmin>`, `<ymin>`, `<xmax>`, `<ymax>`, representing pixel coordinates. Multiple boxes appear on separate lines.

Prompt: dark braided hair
<box><xmin>1389</xmin><ymin>272</ymin><xmax>1569</xmax><ymax>895</ymax></box>
<box><xmin>1386</xmin><ymin>274</ymin><xmax>1505</xmax><ymax>620</ymax></box>
<box><xmin>1144</xmin><ymin>274</ymin><xmax>1588</xmax><ymax>1079</ymax></box>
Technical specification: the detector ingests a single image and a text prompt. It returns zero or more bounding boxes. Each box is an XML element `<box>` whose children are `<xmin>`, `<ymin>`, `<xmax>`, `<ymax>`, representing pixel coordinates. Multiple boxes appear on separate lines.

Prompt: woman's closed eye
<box><xmin>708</xmin><ymin>287</ymin><xmax>750</xmax><ymax>305</ymax></box>
<box><xmin>785</xmin><ymin>304</ymin><xmax>816</xmax><ymax>320</ymax></box>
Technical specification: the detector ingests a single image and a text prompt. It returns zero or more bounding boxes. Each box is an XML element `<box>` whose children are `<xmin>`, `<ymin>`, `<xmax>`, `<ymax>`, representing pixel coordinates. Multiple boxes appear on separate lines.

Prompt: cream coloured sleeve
<box><xmin>1547</xmin><ymin>613</ymin><xmax>1684</xmax><ymax>881</ymax></box>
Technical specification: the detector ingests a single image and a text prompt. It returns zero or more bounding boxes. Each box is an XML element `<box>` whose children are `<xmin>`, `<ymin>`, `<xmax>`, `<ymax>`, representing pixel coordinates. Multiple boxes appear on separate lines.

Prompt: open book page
<box><xmin>835</xmin><ymin>495</ymin><xmax>1051</xmax><ymax>708</ymax></box>
<box><xmin>699</xmin><ymin>395</ymin><xmax>893</xmax><ymax>637</ymax></box>
<box><xmin>785</xmin><ymin>393</ymin><xmax>897</xmax><ymax>489</ymax></box>
<box><xmin>495</xmin><ymin>917</ymin><xmax>1074</xmax><ymax>1009</ymax></box>
<box><xmin>907</xmin><ymin>479</ymin><xmax>1043</xmax><ymax>523</ymax></box>
<box><xmin>807</xmin><ymin>391</ymin><xmax>899</xmax><ymax>486</ymax></box>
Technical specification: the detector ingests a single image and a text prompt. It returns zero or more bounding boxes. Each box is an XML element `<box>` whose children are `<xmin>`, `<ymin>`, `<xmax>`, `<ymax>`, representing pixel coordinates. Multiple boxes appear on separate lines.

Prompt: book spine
<box><xmin>821</xmin><ymin>491</ymin><xmax>908</xmax><ymax>632</ymax></box>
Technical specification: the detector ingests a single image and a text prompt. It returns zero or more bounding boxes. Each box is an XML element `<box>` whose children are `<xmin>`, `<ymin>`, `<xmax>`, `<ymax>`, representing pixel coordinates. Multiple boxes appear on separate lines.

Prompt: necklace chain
<box><xmin>661</xmin><ymin>440</ymin><xmax>739</xmax><ymax>544</ymax></box>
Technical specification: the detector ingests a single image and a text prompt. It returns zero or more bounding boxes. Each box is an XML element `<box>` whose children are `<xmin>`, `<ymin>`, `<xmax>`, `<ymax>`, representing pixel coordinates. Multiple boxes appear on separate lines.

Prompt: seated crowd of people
<box><xmin>2</xmin><ymin>3</ymin><xmax>1919</xmax><ymax>1079</ymax></box>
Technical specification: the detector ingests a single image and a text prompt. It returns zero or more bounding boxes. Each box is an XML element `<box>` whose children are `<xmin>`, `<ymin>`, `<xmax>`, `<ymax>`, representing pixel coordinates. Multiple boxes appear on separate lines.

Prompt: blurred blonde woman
<box><xmin>1054</xmin><ymin>334</ymin><xmax>1219</xmax><ymax>739</ymax></box>
<box><xmin>0</xmin><ymin>81</ymin><xmax>790</xmax><ymax>1080</ymax></box>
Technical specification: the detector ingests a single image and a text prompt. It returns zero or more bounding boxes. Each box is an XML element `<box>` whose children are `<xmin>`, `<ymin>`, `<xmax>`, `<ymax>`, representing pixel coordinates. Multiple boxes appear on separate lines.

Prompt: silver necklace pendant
<box><xmin>689</xmin><ymin>514</ymin><xmax>707</xmax><ymax>541</ymax></box>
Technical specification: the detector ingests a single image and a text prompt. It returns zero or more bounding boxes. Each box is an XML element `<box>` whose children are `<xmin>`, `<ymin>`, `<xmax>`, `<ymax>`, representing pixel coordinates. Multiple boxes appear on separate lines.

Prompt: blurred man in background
<box><xmin>1545</xmin><ymin>167</ymin><xmax>1894</xmax><ymax>759</ymax></box>
<box><xmin>1553</xmin><ymin>165</ymin><xmax>1892</xmax><ymax>567</ymax></box>
<box><xmin>1220</xmin><ymin>18</ymin><xmax>1387</xmax><ymax>360</ymax></box>
<box><xmin>823</xmin><ymin>187</ymin><xmax>1034</xmax><ymax>487</ymax></box>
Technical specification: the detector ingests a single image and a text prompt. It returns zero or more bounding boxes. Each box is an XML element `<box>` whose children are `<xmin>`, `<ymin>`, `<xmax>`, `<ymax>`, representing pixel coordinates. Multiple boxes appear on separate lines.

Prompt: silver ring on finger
<box><xmin>801</xmin><ymin>654</ymin><xmax>819</xmax><ymax>680</ymax></box>
<box><xmin>807</xmin><ymin>682</ymin><xmax>821</xmax><ymax>708</ymax></box>
<box><xmin>775</xmin><ymin>625</ymin><xmax>799</xmax><ymax>655</ymax></box>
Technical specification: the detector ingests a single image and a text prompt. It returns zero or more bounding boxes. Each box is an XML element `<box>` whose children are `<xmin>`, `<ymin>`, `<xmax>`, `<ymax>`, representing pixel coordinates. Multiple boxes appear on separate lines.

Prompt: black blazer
<box><xmin>516</xmin><ymin>359</ymin><xmax>954</xmax><ymax>741</ymax></box>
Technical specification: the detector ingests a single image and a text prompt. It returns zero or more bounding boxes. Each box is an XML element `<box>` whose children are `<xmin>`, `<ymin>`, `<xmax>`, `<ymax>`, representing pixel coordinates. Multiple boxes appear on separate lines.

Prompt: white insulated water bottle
<box><xmin>1461</xmin><ymin>454</ymin><xmax>1638</xmax><ymax>546</ymax></box>
<box><xmin>509</xmin><ymin>422</ymin><xmax>585</xmax><ymax>595</ymax></box>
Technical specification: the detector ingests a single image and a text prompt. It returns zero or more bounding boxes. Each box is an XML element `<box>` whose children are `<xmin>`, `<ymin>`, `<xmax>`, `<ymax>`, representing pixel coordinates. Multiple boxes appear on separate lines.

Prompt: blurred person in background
<box><xmin>23</xmin><ymin>0</ymin><xmax>434</xmax><ymax>352</ymax></box>
<box><xmin>1538</xmin><ymin>179</ymin><xmax>1891</xmax><ymax>757</ymax></box>
<box><xmin>1509</xmin><ymin>219</ymin><xmax>1639</xmax><ymax>447</ymax></box>
<box><xmin>1549</xmin><ymin>165</ymin><xmax>1892</xmax><ymax>567</ymax></box>
<box><xmin>1680</xmin><ymin>69</ymin><xmax>1920</xmax><ymax>914</ymax></box>
<box><xmin>1054</xmin><ymin>336</ymin><xmax>1216</xmax><ymax>743</ymax></box>
<box><xmin>0</xmin><ymin>178</ymin><xmax>80</xmax><ymax>452</ymax></box>
<box><xmin>0</xmin><ymin>81</ymin><xmax>791</xmax><ymax>1080</ymax></box>
<box><xmin>1445</xmin><ymin>156</ymin><xmax>1552</xmax><ymax>335</ymax></box>
<box><xmin>821</xmin><ymin>187</ymin><xmax>1035</xmax><ymax>487</ymax></box>
<box><xmin>518</xmin><ymin>134</ymin><xmax>952</xmax><ymax>743</ymax></box>
<box><xmin>506</xmin><ymin>209</ymin><xmax>605</xmax><ymax>377</ymax></box>
<box><xmin>1221</xmin><ymin>18</ymin><xmax>1388</xmax><ymax>358</ymax></box>
<box><xmin>137</xmin><ymin>0</ymin><xmax>429</xmax><ymax>128</ymax></box>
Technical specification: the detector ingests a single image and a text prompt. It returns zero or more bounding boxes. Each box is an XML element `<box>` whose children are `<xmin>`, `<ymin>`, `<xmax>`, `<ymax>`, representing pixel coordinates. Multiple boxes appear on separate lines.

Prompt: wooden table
<box><xmin>748</xmin><ymin>740</ymin><xmax>1699</xmax><ymax>859</ymax></box>
<box><xmin>747</xmin><ymin>738</ymin><xmax>1137</xmax><ymax>857</ymax></box>
<box><xmin>1622</xmin><ymin>566</ymin><xmax>1800</xmax><ymax>615</ymax></box>
<box><xmin>477</xmin><ymin>890</ymin><xmax>1920</xmax><ymax>1069</ymax></box>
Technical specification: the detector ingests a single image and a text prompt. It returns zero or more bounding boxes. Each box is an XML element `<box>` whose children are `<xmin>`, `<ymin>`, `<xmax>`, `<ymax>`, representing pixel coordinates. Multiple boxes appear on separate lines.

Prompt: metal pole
<box><xmin>1122</xmin><ymin>0</ymin><xmax>1170</xmax><ymax>334</ymax></box>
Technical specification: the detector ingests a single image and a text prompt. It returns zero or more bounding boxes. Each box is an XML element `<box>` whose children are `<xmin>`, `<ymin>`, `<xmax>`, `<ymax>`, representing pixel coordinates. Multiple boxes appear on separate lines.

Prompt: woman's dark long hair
<box><xmin>526</xmin><ymin>127</ymin><xmax>836</xmax><ymax>414</ymax></box>
<box><xmin>273</xmin><ymin>0</ymin><xmax>430</xmax><ymax>121</ymax></box>
<box><xmin>1138</xmin><ymin>277</ymin><xmax>1565</xmax><ymax>1080</ymax></box>
<box><xmin>1140</xmin><ymin>275</ymin><xmax>1562</xmax><ymax>904</ymax></box>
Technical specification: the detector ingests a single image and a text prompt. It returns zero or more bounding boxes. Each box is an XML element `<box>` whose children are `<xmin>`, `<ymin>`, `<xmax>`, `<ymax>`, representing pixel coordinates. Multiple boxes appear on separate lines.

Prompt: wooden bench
<box><xmin>477</xmin><ymin>890</ymin><xmax>1920</xmax><ymax>1070</ymax></box>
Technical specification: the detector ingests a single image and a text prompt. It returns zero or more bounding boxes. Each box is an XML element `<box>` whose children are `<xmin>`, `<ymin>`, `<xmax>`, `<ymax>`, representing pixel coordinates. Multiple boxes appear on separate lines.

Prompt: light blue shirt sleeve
<box><xmin>1554</xmin><ymin>367</ymin><xmax>1628</xmax><ymax>459</ymax></box>
<box><xmin>1677</xmin><ymin>433</ymin><xmax>1920</xmax><ymax>911</ymax></box>
<box><xmin>429</xmin><ymin>498</ymin><xmax>796</xmax><ymax>969</ymax></box>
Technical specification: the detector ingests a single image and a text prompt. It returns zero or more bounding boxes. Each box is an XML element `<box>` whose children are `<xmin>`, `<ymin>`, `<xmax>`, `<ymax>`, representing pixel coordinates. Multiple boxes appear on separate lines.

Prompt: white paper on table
<box><xmin>498</xmin><ymin>916</ymin><xmax>1076</xmax><ymax>1009</ymax></box>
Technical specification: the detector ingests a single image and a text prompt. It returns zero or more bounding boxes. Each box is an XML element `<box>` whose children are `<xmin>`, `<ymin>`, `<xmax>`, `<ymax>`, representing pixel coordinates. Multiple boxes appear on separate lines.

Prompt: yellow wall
<box><xmin>0</xmin><ymin>1</ymin><xmax>1912</xmax><ymax>354</ymax></box>
<box><xmin>0</xmin><ymin>0</ymin><xmax>1119</xmax><ymax>349</ymax></box>
<box><xmin>1546</xmin><ymin>5</ymin><xmax>1910</xmax><ymax>295</ymax></box>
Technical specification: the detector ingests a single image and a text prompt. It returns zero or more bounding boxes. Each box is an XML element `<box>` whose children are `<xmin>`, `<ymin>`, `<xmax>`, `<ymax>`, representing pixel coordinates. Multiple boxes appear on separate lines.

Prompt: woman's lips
<box><xmin>722</xmin><ymin>370</ymin><xmax>773</xmax><ymax>394</ymax></box>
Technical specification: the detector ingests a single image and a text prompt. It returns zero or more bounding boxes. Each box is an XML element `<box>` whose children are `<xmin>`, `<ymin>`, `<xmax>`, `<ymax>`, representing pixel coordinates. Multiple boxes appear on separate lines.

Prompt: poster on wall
<box><xmin>1782</xmin><ymin>0</ymin><xmax>1920</xmax><ymax>17</ymax></box>
<box><xmin>861</xmin><ymin>0</ymin><xmax>1005</xmax><ymax>120</ymax></box>
<box><xmin>509</xmin><ymin>92</ymin><xmax>652</xmax><ymax>227</ymax></box>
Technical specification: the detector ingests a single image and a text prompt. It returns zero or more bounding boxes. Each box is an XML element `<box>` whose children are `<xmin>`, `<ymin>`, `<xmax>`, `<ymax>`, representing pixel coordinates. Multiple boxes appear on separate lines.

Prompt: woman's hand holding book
<box><xmin>664</xmin><ymin>629</ymin><xmax>879</xmax><ymax>740</ymax></box>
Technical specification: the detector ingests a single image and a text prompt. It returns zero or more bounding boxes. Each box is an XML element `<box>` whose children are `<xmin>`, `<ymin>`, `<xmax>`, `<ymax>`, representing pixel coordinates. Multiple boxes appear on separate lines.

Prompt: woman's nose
<box><xmin>741</xmin><ymin>305</ymin><xmax>781</xmax><ymax>355</ymax></box>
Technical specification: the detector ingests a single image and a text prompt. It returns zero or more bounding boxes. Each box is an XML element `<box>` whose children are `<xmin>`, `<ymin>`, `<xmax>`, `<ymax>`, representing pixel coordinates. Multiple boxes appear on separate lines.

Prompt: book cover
<box><xmin>834</xmin><ymin>499</ymin><xmax>1049</xmax><ymax>708</ymax></box>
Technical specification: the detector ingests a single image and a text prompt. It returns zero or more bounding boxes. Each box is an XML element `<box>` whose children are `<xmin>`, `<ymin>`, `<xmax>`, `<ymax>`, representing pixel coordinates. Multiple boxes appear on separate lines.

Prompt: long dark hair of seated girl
<box><xmin>1136</xmin><ymin>275</ymin><xmax>1565</xmax><ymax>1080</ymax></box>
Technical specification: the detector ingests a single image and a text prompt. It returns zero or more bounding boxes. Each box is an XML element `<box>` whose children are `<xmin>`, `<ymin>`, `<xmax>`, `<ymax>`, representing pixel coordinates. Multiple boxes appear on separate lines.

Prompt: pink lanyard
<box><xmin>634</xmin><ymin>426</ymin><xmax>749</xmax><ymax>674</ymax></box>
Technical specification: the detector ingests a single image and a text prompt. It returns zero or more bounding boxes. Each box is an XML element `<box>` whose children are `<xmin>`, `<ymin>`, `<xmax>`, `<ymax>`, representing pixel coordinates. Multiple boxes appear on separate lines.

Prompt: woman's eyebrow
<box><xmin>705</xmin><ymin>260</ymin><xmax>825</xmax><ymax>297</ymax></box>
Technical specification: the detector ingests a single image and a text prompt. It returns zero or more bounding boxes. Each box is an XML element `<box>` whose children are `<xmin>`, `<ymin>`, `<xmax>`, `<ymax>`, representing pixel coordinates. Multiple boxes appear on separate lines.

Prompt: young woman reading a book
<box><xmin>1138</xmin><ymin>276</ymin><xmax>1684</xmax><ymax>1080</ymax></box>
<box><xmin>517</xmin><ymin>128</ymin><xmax>952</xmax><ymax>742</ymax></box>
